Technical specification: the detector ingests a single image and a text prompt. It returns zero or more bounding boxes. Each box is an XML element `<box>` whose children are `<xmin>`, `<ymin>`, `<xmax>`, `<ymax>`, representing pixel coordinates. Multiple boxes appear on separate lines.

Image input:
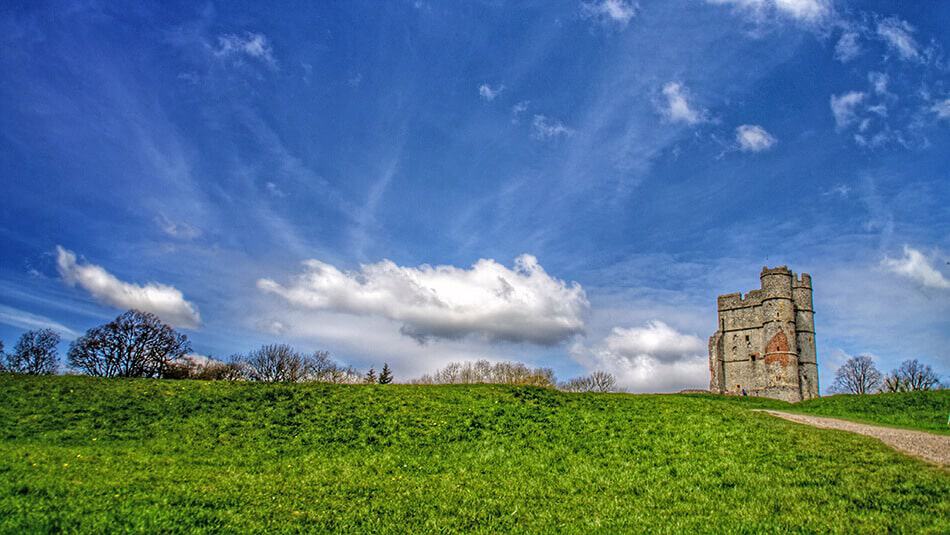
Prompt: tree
<box><xmin>67</xmin><ymin>310</ymin><xmax>191</xmax><ymax>378</ymax></box>
<box><xmin>0</xmin><ymin>339</ymin><xmax>5</xmax><ymax>372</ymax></box>
<box><xmin>365</xmin><ymin>367</ymin><xmax>377</xmax><ymax>384</ymax></box>
<box><xmin>830</xmin><ymin>355</ymin><xmax>882</xmax><ymax>394</ymax></box>
<box><xmin>588</xmin><ymin>371</ymin><xmax>617</xmax><ymax>393</ymax></box>
<box><xmin>378</xmin><ymin>363</ymin><xmax>393</xmax><ymax>384</ymax></box>
<box><xmin>560</xmin><ymin>371</ymin><xmax>619</xmax><ymax>393</ymax></box>
<box><xmin>882</xmin><ymin>359</ymin><xmax>941</xmax><ymax>392</ymax></box>
<box><xmin>412</xmin><ymin>360</ymin><xmax>556</xmax><ymax>387</ymax></box>
<box><xmin>240</xmin><ymin>344</ymin><xmax>309</xmax><ymax>383</ymax></box>
<box><xmin>5</xmin><ymin>329</ymin><xmax>61</xmax><ymax>375</ymax></box>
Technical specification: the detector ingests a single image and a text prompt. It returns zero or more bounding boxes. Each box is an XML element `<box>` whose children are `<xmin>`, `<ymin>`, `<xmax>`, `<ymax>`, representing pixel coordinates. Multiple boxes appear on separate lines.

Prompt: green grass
<box><xmin>789</xmin><ymin>391</ymin><xmax>950</xmax><ymax>434</ymax></box>
<box><xmin>684</xmin><ymin>390</ymin><xmax>950</xmax><ymax>435</ymax></box>
<box><xmin>1</xmin><ymin>375</ymin><xmax>948</xmax><ymax>533</ymax></box>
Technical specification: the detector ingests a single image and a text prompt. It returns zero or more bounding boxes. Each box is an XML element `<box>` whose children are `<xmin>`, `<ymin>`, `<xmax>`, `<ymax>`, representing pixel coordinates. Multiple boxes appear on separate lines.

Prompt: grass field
<box><xmin>1</xmin><ymin>375</ymin><xmax>948</xmax><ymax>533</ymax></box>
<box><xmin>786</xmin><ymin>390</ymin><xmax>950</xmax><ymax>434</ymax></box>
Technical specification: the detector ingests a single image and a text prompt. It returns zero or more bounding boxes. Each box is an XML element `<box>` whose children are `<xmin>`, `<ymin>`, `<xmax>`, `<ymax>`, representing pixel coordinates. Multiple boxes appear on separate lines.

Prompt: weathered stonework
<box><xmin>708</xmin><ymin>266</ymin><xmax>819</xmax><ymax>403</ymax></box>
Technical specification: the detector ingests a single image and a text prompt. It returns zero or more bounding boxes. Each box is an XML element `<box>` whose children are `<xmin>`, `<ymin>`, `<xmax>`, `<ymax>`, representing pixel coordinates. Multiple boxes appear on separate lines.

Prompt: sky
<box><xmin>1</xmin><ymin>0</ymin><xmax>948</xmax><ymax>392</ymax></box>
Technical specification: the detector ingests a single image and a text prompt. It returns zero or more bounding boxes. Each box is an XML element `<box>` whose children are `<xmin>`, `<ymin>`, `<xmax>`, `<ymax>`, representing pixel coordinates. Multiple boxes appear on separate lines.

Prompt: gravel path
<box><xmin>758</xmin><ymin>410</ymin><xmax>950</xmax><ymax>467</ymax></box>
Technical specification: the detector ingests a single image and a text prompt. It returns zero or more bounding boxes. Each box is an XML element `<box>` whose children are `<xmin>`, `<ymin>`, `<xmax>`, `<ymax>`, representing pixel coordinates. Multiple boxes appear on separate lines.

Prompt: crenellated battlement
<box><xmin>710</xmin><ymin>266</ymin><xmax>819</xmax><ymax>403</ymax></box>
<box><xmin>793</xmin><ymin>272</ymin><xmax>812</xmax><ymax>288</ymax></box>
<box><xmin>717</xmin><ymin>289</ymin><xmax>765</xmax><ymax>310</ymax></box>
<box><xmin>760</xmin><ymin>265</ymin><xmax>792</xmax><ymax>278</ymax></box>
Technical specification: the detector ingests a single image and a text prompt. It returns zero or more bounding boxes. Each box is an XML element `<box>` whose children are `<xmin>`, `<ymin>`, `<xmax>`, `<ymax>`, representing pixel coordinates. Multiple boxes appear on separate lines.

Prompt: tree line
<box><xmin>0</xmin><ymin>309</ymin><xmax>395</xmax><ymax>385</ymax></box>
<box><xmin>0</xmin><ymin>309</ymin><xmax>619</xmax><ymax>391</ymax></box>
<box><xmin>830</xmin><ymin>355</ymin><xmax>944</xmax><ymax>394</ymax></box>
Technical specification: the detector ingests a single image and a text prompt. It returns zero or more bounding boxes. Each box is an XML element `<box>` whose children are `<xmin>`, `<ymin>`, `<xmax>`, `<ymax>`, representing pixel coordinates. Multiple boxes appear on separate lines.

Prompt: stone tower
<box><xmin>708</xmin><ymin>266</ymin><xmax>819</xmax><ymax>402</ymax></box>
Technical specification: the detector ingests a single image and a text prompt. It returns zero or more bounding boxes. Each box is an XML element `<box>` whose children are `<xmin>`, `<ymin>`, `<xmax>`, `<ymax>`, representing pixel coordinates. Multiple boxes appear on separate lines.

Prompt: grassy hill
<box><xmin>787</xmin><ymin>390</ymin><xmax>950</xmax><ymax>434</ymax></box>
<box><xmin>1</xmin><ymin>375</ymin><xmax>948</xmax><ymax>533</ymax></box>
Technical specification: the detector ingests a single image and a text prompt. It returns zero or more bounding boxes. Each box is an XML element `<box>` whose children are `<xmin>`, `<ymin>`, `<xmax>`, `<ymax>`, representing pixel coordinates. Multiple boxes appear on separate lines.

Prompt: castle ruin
<box><xmin>708</xmin><ymin>266</ymin><xmax>819</xmax><ymax>402</ymax></box>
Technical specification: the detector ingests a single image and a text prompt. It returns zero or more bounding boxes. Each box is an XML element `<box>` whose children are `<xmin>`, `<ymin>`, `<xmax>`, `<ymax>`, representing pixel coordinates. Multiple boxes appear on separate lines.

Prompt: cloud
<box><xmin>478</xmin><ymin>83</ymin><xmax>504</xmax><ymax>101</ymax></box>
<box><xmin>868</xmin><ymin>72</ymin><xmax>889</xmax><ymax>95</ymax></box>
<box><xmin>155</xmin><ymin>214</ymin><xmax>201</xmax><ymax>239</ymax></box>
<box><xmin>881</xmin><ymin>246</ymin><xmax>950</xmax><ymax>290</ymax></box>
<box><xmin>571</xmin><ymin>321</ymin><xmax>708</xmax><ymax>392</ymax></box>
<box><xmin>706</xmin><ymin>0</ymin><xmax>831</xmax><ymax>24</ymax></box>
<box><xmin>834</xmin><ymin>31</ymin><xmax>861</xmax><ymax>62</ymax></box>
<box><xmin>581</xmin><ymin>0</ymin><xmax>639</xmax><ymax>27</ymax></box>
<box><xmin>265</xmin><ymin>181</ymin><xmax>287</xmax><ymax>198</ymax></box>
<box><xmin>830</xmin><ymin>91</ymin><xmax>866</xmax><ymax>129</ymax></box>
<box><xmin>0</xmin><ymin>304</ymin><xmax>80</xmax><ymax>339</ymax></box>
<box><xmin>735</xmin><ymin>124</ymin><xmax>777</xmax><ymax>152</ymax></box>
<box><xmin>257</xmin><ymin>254</ymin><xmax>589</xmax><ymax>345</ymax></box>
<box><xmin>213</xmin><ymin>32</ymin><xmax>277</xmax><ymax>67</ymax></box>
<box><xmin>55</xmin><ymin>246</ymin><xmax>202</xmax><ymax>328</ymax></box>
<box><xmin>932</xmin><ymin>99</ymin><xmax>950</xmax><ymax>120</ymax></box>
<box><xmin>659</xmin><ymin>82</ymin><xmax>707</xmax><ymax>125</ymax></box>
<box><xmin>531</xmin><ymin>115</ymin><xmax>575</xmax><ymax>140</ymax></box>
<box><xmin>511</xmin><ymin>100</ymin><xmax>529</xmax><ymax>123</ymax></box>
<box><xmin>876</xmin><ymin>17</ymin><xmax>921</xmax><ymax>62</ymax></box>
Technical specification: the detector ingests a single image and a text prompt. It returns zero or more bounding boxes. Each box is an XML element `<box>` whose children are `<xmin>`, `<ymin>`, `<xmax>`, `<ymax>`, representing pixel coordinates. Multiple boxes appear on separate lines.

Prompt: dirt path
<box><xmin>758</xmin><ymin>410</ymin><xmax>950</xmax><ymax>467</ymax></box>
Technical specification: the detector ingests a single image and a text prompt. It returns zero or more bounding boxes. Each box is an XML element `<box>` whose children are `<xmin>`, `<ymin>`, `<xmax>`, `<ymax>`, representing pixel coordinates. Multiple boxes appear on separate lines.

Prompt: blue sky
<box><xmin>1</xmin><ymin>0</ymin><xmax>948</xmax><ymax>391</ymax></box>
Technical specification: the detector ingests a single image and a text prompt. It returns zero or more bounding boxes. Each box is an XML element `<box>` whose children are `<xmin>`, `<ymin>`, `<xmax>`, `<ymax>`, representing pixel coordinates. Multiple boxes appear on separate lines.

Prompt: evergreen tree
<box><xmin>365</xmin><ymin>367</ymin><xmax>377</xmax><ymax>384</ymax></box>
<box><xmin>378</xmin><ymin>363</ymin><xmax>393</xmax><ymax>384</ymax></box>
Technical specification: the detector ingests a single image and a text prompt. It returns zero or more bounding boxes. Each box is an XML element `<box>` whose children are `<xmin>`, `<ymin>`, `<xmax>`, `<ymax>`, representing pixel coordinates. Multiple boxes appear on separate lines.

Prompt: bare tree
<box><xmin>830</xmin><ymin>355</ymin><xmax>882</xmax><ymax>394</ymax></box>
<box><xmin>67</xmin><ymin>310</ymin><xmax>190</xmax><ymax>378</ymax></box>
<box><xmin>309</xmin><ymin>350</ymin><xmax>360</xmax><ymax>383</ymax></box>
<box><xmin>560</xmin><ymin>371</ymin><xmax>618</xmax><ymax>393</ymax></box>
<box><xmin>588</xmin><ymin>371</ymin><xmax>617</xmax><ymax>392</ymax></box>
<box><xmin>882</xmin><ymin>359</ymin><xmax>941</xmax><ymax>392</ymax></box>
<box><xmin>5</xmin><ymin>329</ymin><xmax>60</xmax><ymax>375</ymax></box>
<box><xmin>412</xmin><ymin>359</ymin><xmax>556</xmax><ymax>387</ymax></box>
<box><xmin>240</xmin><ymin>344</ymin><xmax>309</xmax><ymax>382</ymax></box>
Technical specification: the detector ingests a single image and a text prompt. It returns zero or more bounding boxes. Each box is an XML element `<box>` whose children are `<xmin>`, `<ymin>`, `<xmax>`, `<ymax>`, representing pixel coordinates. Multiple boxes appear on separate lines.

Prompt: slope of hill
<box><xmin>1</xmin><ymin>375</ymin><xmax>948</xmax><ymax>533</ymax></box>
<box><xmin>790</xmin><ymin>390</ymin><xmax>950</xmax><ymax>434</ymax></box>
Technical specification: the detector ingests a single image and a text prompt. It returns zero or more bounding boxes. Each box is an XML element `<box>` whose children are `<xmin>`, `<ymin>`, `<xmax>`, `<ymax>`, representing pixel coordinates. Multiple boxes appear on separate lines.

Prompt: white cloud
<box><xmin>257</xmin><ymin>254</ymin><xmax>589</xmax><ymax>345</ymax></box>
<box><xmin>571</xmin><ymin>321</ymin><xmax>708</xmax><ymax>393</ymax></box>
<box><xmin>882</xmin><ymin>246</ymin><xmax>950</xmax><ymax>290</ymax></box>
<box><xmin>834</xmin><ymin>31</ymin><xmax>861</xmax><ymax>62</ymax></box>
<box><xmin>478</xmin><ymin>83</ymin><xmax>504</xmax><ymax>101</ymax></box>
<box><xmin>931</xmin><ymin>99</ymin><xmax>950</xmax><ymax>120</ymax></box>
<box><xmin>511</xmin><ymin>101</ymin><xmax>529</xmax><ymax>123</ymax></box>
<box><xmin>213</xmin><ymin>32</ymin><xmax>277</xmax><ymax>67</ymax></box>
<box><xmin>155</xmin><ymin>214</ymin><xmax>201</xmax><ymax>240</ymax></box>
<box><xmin>659</xmin><ymin>82</ymin><xmax>707</xmax><ymax>125</ymax></box>
<box><xmin>581</xmin><ymin>0</ymin><xmax>639</xmax><ymax>27</ymax></box>
<box><xmin>876</xmin><ymin>17</ymin><xmax>921</xmax><ymax>62</ymax></box>
<box><xmin>532</xmin><ymin>115</ymin><xmax>575</xmax><ymax>140</ymax></box>
<box><xmin>55</xmin><ymin>246</ymin><xmax>202</xmax><ymax>328</ymax></box>
<box><xmin>735</xmin><ymin>124</ymin><xmax>777</xmax><ymax>152</ymax></box>
<box><xmin>706</xmin><ymin>0</ymin><xmax>831</xmax><ymax>24</ymax></box>
<box><xmin>830</xmin><ymin>91</ymin><xmax>866</xmax><ymax>129</ymax></box>
<box><xmin>868</xmin><ymin>72</ymin><xmax>889</xmax><ymax>95</ymax></box>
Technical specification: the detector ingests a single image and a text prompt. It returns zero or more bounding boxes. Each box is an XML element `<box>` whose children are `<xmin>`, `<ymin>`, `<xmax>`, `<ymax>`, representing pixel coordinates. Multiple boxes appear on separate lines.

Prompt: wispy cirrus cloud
<box><xmin>478</xmin><ymin>83</ymin><xmax>505</xmax><ymax>101</ymax></box>
<box><xmin>581</xmin><ymin>0</ymin><xmax>639</xmax><ymax>28</ymax></box>
<box><xmin>876</xmin><ymin>17</ymin><xmax>922</xmax><ymax>62</ymax></box>
<box><xmin>213</xmin><ymin>32</ymin><xmax>277</xmax><ymax>68</ymax></box>
<box><xmin>706</xmin><ymin>0</ymin><xmax>833</xmax><ymax>25</ymax></box>
<box><xmin>56</xmin><ymin>246</ymin><xmax>202</xmax><ymax>328</ymax></box>
<box><xmin>531</xmin><ymin>115</ymin><xmax>575</xmax><ymax>140</ymax></box>
<box><xmin>258</xmin><ymin>254</ymin><xmax>589</xmax><ymax>345</ymax></box>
